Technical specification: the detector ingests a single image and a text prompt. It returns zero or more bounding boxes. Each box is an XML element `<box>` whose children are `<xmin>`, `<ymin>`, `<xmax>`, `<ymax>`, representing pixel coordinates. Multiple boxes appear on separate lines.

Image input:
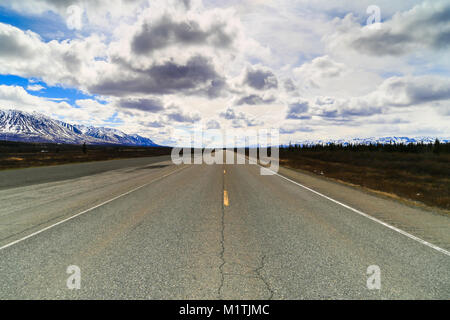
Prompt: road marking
<box><xmin>224</xmin><ymin>190</ymin><xmax>229</xmax><ymax>207</ymax></box>
<box><xmin>258</xmin><ymin>164</ymin><xmax>450</xmax><ymax>257</ymax></box>
<box><xmin>0</xmin><ymin>165</ymin><xmax>189</xmax><ymax>251</ymax></box>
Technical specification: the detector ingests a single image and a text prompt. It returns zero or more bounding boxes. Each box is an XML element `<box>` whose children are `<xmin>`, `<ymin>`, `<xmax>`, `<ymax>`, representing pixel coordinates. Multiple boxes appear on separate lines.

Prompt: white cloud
<box><xmin>2</xmin><ymin>0</ymin><xmax>147</xmax><ymax>30</ymax></box>
<box><xmin>311</xmin><ymin>75</ymin><xmax>450</xmax><ymax>118</ymax></box>
<box><xmin>26</xmin><ymin>84</ymin><xmax>45</xmax><ymax>91</ymax></box>
<box><xmin>328</xmin><ymin>1</ymin><xmax>450</xmax><ymax>57</ymax></box>
<box><xmin>0</xmin><ymin>0</ymin><xmax>449</xmax><ymax>142</ymax></box>
<box><xmin>0</xmin><ymin>84</ymin><xmax>72</xmax><ymax>116</ymax></box>
<box><xmin>0</xmin><ymin>23</ymin><xmax>106</xmax><ymax>88</ymax></box>
<box><xmin>0</xmin><ymin>85</ymin><xmax>117</xmax><ymax>126</ymax></box>
<box><xmin>219</xmin><ymin>107</ymin><xmax>263</xmax><ymax>128</ymax></box>
<box><xmin>293</xmin><ymin>55</ymin><xmax>345</xmax><ymax>89</ymax></box>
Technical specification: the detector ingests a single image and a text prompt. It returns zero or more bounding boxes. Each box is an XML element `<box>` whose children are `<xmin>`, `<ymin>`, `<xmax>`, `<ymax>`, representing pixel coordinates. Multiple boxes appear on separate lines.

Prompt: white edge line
<box><xmin>0</xmin><ymin>165</ymin><xmax>188</xmax><ymax>251</ymax></box>
<box><xmin>259</xmin><ymin>164</ymin><xmax>450</xmax><ymax>257</ymax></box>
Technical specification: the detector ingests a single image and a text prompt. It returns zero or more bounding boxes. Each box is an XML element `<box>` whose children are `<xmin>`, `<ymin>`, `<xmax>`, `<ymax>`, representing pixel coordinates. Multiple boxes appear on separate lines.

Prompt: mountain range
<box><xmin>0</xmin><ymin>109</ymin><xmax>447</xmax><ymax>147</ymax></box>
<box><xmin>0</xmin><ymin>109</ymin><xmax>158</xmax><ymax>146</ymax></box>
<box><xmin>285</xmin><ymin>136</ymin><xmax>450</xmax><ymax>147</ymax></box>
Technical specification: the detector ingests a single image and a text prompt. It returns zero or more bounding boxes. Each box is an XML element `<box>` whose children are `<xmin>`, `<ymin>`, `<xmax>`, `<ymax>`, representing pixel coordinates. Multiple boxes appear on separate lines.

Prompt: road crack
<box><xmin>217</xmin><ymin>164</ymin><xmax>274</xmax><ymax>299</ymax></box>
<box><xmin>254</xmin><ymin>255</ymin><xmax>274</xmax><ymax>300</ymax></box>
<box><xmin>218</xmin><ymin>165</ymin><xmax>226</xmax><ymax>298</ymax></box>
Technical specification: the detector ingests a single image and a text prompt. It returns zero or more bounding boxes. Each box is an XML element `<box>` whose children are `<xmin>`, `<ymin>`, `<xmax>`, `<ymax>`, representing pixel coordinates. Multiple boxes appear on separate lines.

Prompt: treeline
<box><xmin>0</xmin><ymin>140</ymin><xmax>171</xmax><ymax>154</ymax></box>
<box><xmin>281</xmin><ymin>139</ymin><xmax>450</xmax><ymax>154</ymax></box>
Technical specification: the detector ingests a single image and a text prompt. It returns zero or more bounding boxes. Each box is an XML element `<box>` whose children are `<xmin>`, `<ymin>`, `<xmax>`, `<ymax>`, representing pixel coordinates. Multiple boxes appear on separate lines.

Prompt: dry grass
<box><xmin>0</xmin><ymin>141</ymin><xmax>172</xmax><ymax>170</ymax></box>
<box><xmin>279</xmin><ymin>149</ymin><xmax>450</xmax><ymax>210</ymax></box>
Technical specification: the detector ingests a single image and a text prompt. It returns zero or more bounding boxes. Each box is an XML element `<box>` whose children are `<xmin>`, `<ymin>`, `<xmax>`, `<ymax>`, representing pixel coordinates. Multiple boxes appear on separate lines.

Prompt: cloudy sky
<box><xmin>0</xmin><ymin>0</ymin><xmax>449</xmax><ymax>145</ymax></box>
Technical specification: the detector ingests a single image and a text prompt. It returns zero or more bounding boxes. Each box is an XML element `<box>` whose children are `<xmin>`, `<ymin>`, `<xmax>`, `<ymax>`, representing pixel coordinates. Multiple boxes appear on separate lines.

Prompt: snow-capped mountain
<box><xmin>74</xmin><ymin>124</ymin><xmax>156</xmax><ymax>146</ymax></box>
<box><xmin>0</xmin><ymin>109</ymin><xmax>158</xmax><ymax>146</ymax></box>
<box><xmin>286</xmin><ymin>136</ymin><xmax>449</xmax><ymax>147</ymax></box>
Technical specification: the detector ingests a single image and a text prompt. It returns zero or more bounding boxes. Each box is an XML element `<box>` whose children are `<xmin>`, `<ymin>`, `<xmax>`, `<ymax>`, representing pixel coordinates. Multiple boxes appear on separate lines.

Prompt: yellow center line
<box><xmin>223</xmin><ymin>190</ymin><xmax>229</xmax><ymax>207</ymax></box>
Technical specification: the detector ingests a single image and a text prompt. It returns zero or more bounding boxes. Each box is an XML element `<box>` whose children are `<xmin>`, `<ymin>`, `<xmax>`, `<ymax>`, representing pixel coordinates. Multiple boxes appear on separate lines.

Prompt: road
<box><xmin>0</xmin><ymin>152</ymin><xmax>449</xmax><ymax>299</ymax></box>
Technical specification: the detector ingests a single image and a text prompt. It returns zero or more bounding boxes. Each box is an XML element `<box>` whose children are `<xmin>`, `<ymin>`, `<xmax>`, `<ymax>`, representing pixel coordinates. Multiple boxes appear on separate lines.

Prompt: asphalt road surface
<box><xmin>0</xmin><ymin>152</ymin><xmax>449</xmax><ymax>299</ymax></box>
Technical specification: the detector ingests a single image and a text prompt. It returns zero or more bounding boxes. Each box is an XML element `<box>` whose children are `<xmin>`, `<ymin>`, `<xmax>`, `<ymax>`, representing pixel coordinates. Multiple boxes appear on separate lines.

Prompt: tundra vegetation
<box><xmin>278</xmin><ymin>140</ymin><xmax>450</xmax><ymax>210</ymax></box>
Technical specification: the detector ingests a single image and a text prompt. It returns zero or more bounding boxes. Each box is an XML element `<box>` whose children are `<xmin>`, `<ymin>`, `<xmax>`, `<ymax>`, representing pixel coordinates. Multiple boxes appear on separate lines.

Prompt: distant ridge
<box><xmin>0</xmin><ymin>109</ymin><xmax>158</xmax><ymax>146</ymax></box>
<box><xmin>283</xmin><ymin>136</ymin><xmax>450</xmax><ymax>147</ymax></box>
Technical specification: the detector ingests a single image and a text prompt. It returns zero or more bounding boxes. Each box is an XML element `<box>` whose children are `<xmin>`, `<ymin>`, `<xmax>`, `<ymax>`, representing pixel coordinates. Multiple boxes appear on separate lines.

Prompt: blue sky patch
<box><xmin>0</xmin><ymin>74</ymin><xmax>96</xmax><ymax>106</ymax></box>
